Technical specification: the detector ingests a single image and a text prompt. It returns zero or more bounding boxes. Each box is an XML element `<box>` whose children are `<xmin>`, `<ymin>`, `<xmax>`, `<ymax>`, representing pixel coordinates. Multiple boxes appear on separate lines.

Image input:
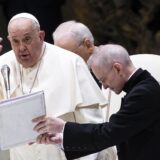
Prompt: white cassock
<box><xmin>0</xmin><ymin>42</ymin><xmax>108</xmax><ymax>160</ymax></box>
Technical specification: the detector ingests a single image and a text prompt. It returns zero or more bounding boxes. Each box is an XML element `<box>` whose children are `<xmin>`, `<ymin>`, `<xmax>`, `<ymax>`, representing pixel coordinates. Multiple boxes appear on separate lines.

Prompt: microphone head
<box><xmin>1</xmin><ymin>64</ymin><xmax>10</xmax><ymax>76</ymax></box>
<box><xmin>1</xmin><ymin>64</ymin><xmax>10</xmax><ymax>91</ymax></box>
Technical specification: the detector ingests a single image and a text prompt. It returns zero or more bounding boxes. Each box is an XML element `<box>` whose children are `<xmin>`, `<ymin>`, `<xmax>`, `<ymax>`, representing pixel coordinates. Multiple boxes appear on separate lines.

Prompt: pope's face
<box><xmin>8</xmin><ymin>18</ymin><xmax>45</xmax><ymax>68</ymax></box>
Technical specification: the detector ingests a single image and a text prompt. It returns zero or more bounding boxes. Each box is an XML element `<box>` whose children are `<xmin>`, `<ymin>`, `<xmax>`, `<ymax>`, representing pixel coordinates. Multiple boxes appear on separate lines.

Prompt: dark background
<box><xmin>1</xmin><ymin>0</ymin><xmax>160</xmax><ymax>55</ymax></box>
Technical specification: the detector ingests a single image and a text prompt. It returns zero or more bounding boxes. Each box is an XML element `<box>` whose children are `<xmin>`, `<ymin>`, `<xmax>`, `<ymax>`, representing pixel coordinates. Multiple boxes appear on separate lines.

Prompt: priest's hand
<box><xmin>32</xmin><ymin>116</ymin><xmax>66</xmax><ymax>135</ymax></box>
<box><xmin>36</xmin><ymin>133</ymin><xmax>63</xmax><ymax>145</ymax></box>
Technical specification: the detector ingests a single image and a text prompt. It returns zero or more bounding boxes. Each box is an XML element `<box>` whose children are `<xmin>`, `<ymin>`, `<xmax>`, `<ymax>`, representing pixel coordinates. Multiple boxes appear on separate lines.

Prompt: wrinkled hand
<box><xmin>32</xmin><ymin>116</ymin><xmax>66</xmax><ymax>135</ymax></box>
<box><xmin>0</xmin><ymin>37</ymin><xmax>3</xmax><ymax>52</ymax></box>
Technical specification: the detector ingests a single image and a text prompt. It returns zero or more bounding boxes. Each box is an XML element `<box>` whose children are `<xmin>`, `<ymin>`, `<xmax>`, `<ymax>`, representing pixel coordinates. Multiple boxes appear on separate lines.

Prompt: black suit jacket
<box><xmin>63</xmin><ymin>69</ymin><xmax>160</xmax><ymax>160</ymax></box>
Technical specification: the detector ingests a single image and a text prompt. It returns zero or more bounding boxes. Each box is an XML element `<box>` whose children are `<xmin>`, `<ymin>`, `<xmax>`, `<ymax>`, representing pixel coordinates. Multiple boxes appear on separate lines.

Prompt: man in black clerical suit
<box><xmin>33</xmin><ymin>44</ymin><xmax>160</xmax><ymax>160</ymax></box>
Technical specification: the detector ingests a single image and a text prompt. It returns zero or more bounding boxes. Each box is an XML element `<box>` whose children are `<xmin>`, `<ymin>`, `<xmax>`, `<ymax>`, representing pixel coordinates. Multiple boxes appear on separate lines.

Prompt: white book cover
<box><xmin>0</xmin><ymin>91</ymin><xmax>46</xmax><ymax>150</ymax></box>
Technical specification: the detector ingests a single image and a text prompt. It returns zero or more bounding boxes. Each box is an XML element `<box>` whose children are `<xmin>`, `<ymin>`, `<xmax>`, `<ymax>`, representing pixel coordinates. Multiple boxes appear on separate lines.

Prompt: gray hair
<box><xmin>53</xmin><ymin>20</ymin><xmax>94</xmax><ymax>45</ymax></box>
<box><xmin>88</xmin><ymin>44</ymin><xmax>132</xmax><ymax>70</ymax></box>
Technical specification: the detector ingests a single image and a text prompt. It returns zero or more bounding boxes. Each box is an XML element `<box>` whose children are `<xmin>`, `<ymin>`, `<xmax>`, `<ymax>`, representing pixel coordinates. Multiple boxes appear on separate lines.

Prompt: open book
<box><xmin>0</xmin><ymin>91</ymin><xmax>46</xmax><ymax>150</ymax></box>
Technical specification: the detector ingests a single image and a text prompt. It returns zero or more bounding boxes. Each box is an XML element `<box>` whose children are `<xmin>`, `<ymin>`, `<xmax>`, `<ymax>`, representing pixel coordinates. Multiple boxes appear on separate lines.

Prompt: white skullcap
<box><xmin>9</xmin><ymin>12</ymin><xmax>39</xmax><ymax>25</ymax></box>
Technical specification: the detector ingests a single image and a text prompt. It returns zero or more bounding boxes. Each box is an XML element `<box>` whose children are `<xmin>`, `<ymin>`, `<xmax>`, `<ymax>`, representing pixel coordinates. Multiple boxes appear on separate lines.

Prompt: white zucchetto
<box><xmin>9</xmin><ymin>12</ymin><xmax>39</xmax><ymax>25</ymax></box>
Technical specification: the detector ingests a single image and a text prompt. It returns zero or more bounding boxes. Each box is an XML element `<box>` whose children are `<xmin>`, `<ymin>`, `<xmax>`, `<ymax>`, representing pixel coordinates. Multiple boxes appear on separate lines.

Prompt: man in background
<box><xmin>53</xmin><ymin>20</ymin><xmax>101</xmax><ymax>88</ymax></box>
<box><xmin>52</xmin><ymin>20</ymin><xmax>117</xmax><ymax>160</ymax></box>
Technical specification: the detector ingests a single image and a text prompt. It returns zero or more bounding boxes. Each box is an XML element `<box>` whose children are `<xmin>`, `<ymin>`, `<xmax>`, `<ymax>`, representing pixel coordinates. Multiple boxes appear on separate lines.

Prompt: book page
<box><xmin>0</xmin><ymin>91</ymin><xmax>46</xmax><ymax>150</ymax></box>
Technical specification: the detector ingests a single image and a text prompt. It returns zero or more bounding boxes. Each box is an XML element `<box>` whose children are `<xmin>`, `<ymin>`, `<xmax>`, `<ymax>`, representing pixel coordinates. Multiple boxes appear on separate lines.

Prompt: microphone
<box><xmin>1</xmin><ymin>64</ymin><xmax>11</xmax><ymax>99</ymax></box>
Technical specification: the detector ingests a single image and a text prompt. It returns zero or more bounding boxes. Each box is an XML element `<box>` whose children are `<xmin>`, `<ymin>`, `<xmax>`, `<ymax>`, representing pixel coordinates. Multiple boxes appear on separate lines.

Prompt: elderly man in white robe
<box><xmin>52</xmin><ymin>20</ymin><xmax>117</xmax><ymax>160</ymax></box>
<box><xmin>0</xmin><ymin>13</ymin><xmax>109</xmax><ymax>160</ymax></box>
